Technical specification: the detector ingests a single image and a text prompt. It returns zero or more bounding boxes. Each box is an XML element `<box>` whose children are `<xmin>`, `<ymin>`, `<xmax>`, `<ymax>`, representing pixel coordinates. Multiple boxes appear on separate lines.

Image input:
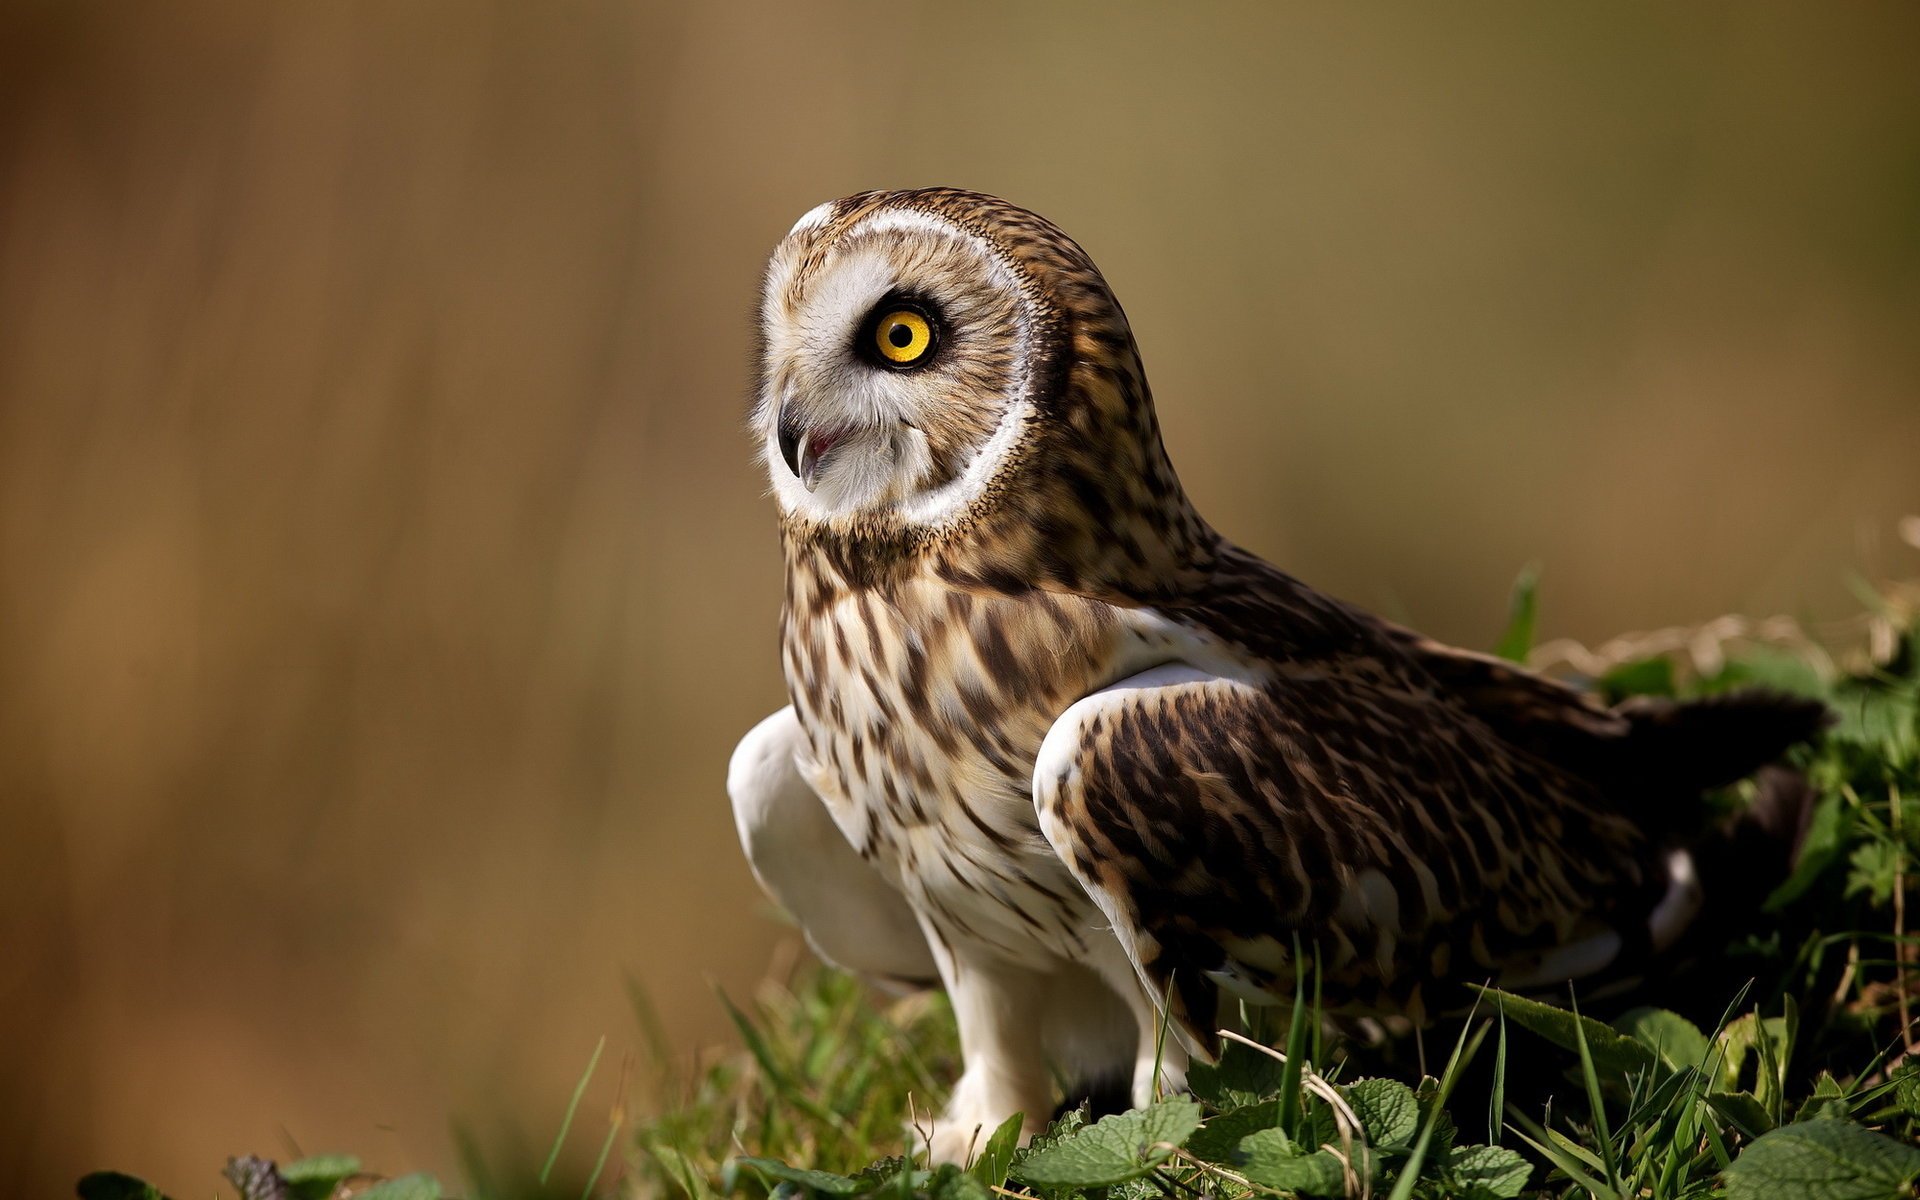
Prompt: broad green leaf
<box><xmin>75</xmin><ymin>1173</ymin><xmax>172</xmax><ymax>1200</ymax></box>
<box><xmin>1408</xmin><ymin>1080</ymin><xmax>1460</xmax><ymax>1159</ymax></box>
<box><xmin>1186</xmin><ymin>1037</ymin><xmax>1287</xmax><ymax>1108</ymax></box>
<box><xmin>847</xmin><ymin>1156</ymin><xmax>906</xmax><ymax>1189</ymax></box>
<box><xmin>926</xmin><ymin>1164</ymin><xmax>991</xmax><ymax>1200</ymax></box>
<box><xmin>1707</xmin><ymin>1090</ymin><xmax>1778</xmax><ymax>1138</ymax></box>
<box><xmin>1895</xmin><ymin>1064</ymin><xmax>1920</xmax><ymax>1119</ymax></box>
<box><xmin>1469</xmin><ymin>986</ymin><xmax>1657</xmax><ymax>1078</ymax></box>
<box><xmin>968</xmin><ymin>1112</ymin><xmax>1023</xmax><ymax>1188</ymax></box>
<box><xmin>1187</xmin><ymin>1101</ymin><xmax>1282</xmax><ymax>1164</ymax></box>
<box><xmin>1236</xmin><ymin>1128</ymin><xmax>1348</xmax><ymax>1196</ymax></box>
<box><xmin>1723</xmin><ymin>1119</ymin><xmax>1920</xmax><ymax>1200</ymax></box>
<box><xmin>1344</xmin><ymin>1077</ymin><xmax>1419</xmax><ymax>1148</ymax></box>
<box><xmin>352</xmin><ymin>1176</ymin><xmax>440</xmax><ymax>1200</ymax></box>
<box><xmin>1442</xmin><ymin>1144</ymin><xmax>1532</xmax><ymax>1199</ymax></box>
<box><xmin>1011</xmin><ymin>1099</ymin><xmax>1201</xmax><ymax>1189</ymax></box>
<box><xmin>1711</xmin><ymin>648</ymin><xmax>1829</xmax><ymax>700</ymax></box>
<box><xmin>281</xmin><ymin>1155</ymin><xmax>363</xmax><ymax>1200</ymax></box>
<box><xmin>1846</xmin><ymin>839</ymin><xmax>1903</xmax><ymax>904</ymax></box>
<box><xmin>1014</xmin><ymin>1104</ymin><xmax>1088</xmax><ymax>1162</ymax></box>
<box><xmin>1615</xmin><ymin>1007</ymin><xmax>1711</xmax><ymax>1074</ymax></box>
<box><xmin>1718</xmin><ymin>1011</ymin><xmax>1794</xmax><ymax>1111</ymax></box>
<box><xmin>1493</xmin><ymin>564</ymin><xmax>1539</xmax><ymax>663</ymax></box>
<box><xmin>1832</xmin><ymin>687</ymin><xmax>1919</xmax><ymax>751</ymax></box>
<box><xmin>1600</xmin><ymin>656</ymin><xmax>1676</xmax><ymax>702</ymax></box>
<box><xmin>733</xmin><ymin>1157</ymin><xmax>863</xmax><ymax>1195</ymax></box>
<box><xmin>1766</xmin><ymin>790</ymin><xmax>1855</xmax><ymax>911</ymax></box>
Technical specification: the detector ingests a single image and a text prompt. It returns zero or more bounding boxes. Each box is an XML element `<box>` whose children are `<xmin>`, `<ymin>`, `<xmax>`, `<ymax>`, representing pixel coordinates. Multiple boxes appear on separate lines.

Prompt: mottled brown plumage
<box><xmin>728</xmin><ymin>188</ymin><xmax>1827</xmax><ymax>1160</ymax></box>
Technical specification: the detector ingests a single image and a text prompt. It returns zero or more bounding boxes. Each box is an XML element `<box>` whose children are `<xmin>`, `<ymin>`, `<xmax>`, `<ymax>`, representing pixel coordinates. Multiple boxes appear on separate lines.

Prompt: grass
<box><xmin>76</xmin><ymin>570</ymin><xmax>1920</xmax><ymax>1200</ymax></box>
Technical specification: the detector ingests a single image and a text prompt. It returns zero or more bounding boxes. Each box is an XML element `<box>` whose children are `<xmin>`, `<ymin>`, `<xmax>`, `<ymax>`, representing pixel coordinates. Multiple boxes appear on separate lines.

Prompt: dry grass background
<box><xmin>2</xmin><ymin>2</ymin><xmax>1918</xmax><ymax>1195</ymax></box>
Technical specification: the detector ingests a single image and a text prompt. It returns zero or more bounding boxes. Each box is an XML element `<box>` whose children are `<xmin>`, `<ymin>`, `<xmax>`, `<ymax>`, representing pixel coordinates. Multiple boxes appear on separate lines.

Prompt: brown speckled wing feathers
<box><xmin>1034</xmin><ymin>665</ymin><xmax>1657</xmax><ymax>1047</ymax></box>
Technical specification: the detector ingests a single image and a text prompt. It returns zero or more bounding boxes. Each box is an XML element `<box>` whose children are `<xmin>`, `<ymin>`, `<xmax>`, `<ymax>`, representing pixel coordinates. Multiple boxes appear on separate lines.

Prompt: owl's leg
<box><xmin>919</xmin><ymin>937</ymin><xmax>1054</xmax><ymax>1165</ymax></box>
<box><xmin>1082</xmin><ymin>935</ymin><xmax>1190</xmax><ymax>1109</ymax></box>
<box><xmin>1039</xmin><ymin>959</ymin><xmax>1138</xmax><ymax>1114</ymax></box>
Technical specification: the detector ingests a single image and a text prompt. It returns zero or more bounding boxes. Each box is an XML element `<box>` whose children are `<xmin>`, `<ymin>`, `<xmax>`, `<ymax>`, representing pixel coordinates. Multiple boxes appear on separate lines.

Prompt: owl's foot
<box><xmin>918</xmin><ymin>1070</ymin><xmax>1047</xmax><ymax>1165</ymax></box>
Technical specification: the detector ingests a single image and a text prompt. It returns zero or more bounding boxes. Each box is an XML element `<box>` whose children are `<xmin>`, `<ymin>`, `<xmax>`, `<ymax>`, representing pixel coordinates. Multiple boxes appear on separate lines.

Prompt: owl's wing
<box><xmin>729</xmin><ymin>707</ymin><xmax>938</xmax><ymax>988</ymax></box>
<box><xmin>1031</xmin><ymin>664</ymin><xmax>1666</xmax><ymax>1052</ymax></box>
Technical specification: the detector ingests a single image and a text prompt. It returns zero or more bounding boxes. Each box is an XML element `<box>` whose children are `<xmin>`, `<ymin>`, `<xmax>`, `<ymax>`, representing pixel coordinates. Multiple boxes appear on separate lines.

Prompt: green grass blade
<box><xmin>1489</xmin><ymin>1001</ymin><xmax>1507</xmax><ymax>1146</ymax></box>
<box><xmin>1513</xmin><ymin>1127</ymin><xmax>1618</xmax><ymax>1199</ymax></box>
<box><xmin>1310</xmin><ymin>943</ymin><xmax>1324</xmax><ymax>1068</ymax></box>
<box><xmin>1151</xmin><ymin>971</ymin><xmax>1177</xmax><ymax>1102</ymax></box>
<box><xmin>542</xmin><ymin>1034</ymin><xmax>606</xmax><ymax>1185</ymax></box>
<box><xmin>579</xmin><ymin>1115</ymin><xmax>620</xmax><ymax>1200</ymax></box>
<box><xmin>1494</xmin><ymin>562</ymin><xmax>1541</xmax><ymax>662</ymax></box>
<box><xmin>1278</xmin><ymin>935</ymin><xmax>1311</xmax><ymax>1138</ymax></box>
<box><xmin>1568</xmin><ymin>988</ymin><xmax>1622</xmax><ymax>1194</ymax></box>
<box><xmin>716</xmin><ymin>987</ymin><xmax>853</xmax><ymax>1137</ymax></box>
<box><xmin>1388</xmin><ymin>1008</ymin><xmax>1489</xmax><ymax>1200</ymax></box>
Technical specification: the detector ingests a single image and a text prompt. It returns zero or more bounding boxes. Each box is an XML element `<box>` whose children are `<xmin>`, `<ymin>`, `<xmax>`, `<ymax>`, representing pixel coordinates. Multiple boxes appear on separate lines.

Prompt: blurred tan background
<box><xmin>3</xmin><ymin>1</ymin><xmax>1918</xmax><ymax>1194</ymax></box>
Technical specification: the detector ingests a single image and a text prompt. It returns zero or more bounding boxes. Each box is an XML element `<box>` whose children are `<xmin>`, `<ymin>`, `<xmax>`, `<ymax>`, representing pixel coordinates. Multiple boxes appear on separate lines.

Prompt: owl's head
<box><xmin>756</xmin><ymin>189</ymin><xmax>1210</xmax><ymax>590</ymax></box>
<box><xmin>756</xmin><ymin>189</ymin><xmax>1072</xmax><ymax>526</ymax></box>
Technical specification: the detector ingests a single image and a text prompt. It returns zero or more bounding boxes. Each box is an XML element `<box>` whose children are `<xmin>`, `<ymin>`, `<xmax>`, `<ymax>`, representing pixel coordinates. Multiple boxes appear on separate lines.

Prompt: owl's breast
<box><xmin>779</xmin><ymin>570</ymin><xmax>1130</xmax><ymax>961</ymax></box>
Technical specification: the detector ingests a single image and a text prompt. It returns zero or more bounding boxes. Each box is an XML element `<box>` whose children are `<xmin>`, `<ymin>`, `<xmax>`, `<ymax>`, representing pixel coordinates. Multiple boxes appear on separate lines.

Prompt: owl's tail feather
<box><xmin>1615</xmin><ymin>689</ymin><xmax>1832</xmax><ymax>799</ymax></box>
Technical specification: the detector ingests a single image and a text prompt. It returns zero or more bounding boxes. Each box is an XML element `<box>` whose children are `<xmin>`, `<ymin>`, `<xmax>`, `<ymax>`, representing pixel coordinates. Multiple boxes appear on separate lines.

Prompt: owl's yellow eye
<box><xmin>872</xmin><ymin>307</ymin><xmax>935</xmax><ymax>366</ymax></box>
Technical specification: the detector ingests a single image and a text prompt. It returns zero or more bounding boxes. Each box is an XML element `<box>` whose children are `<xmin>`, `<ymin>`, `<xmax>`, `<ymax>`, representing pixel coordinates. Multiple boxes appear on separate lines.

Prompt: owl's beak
<box><xmin>777</xmin><ymin>404</ymin><xmax>804</xmax><ymax>482</ymax></box>
<box><xmin>775</xmin><ymin>401</ymin><xmax>846</xmax><ymax>492</ymax></box>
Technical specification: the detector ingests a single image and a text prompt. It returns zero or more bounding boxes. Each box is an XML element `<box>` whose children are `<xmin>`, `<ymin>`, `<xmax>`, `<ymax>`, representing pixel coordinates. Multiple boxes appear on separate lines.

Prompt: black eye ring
<box><xmin>858</xmin><ymin>298</ymin><xmax>941</xmax><ymax>371</ymax></box>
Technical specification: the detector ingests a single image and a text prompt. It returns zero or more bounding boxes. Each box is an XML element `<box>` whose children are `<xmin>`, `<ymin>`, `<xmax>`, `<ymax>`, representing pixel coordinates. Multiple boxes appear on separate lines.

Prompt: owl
<box><xmin>726</xmin><ymin>188</ymin><xmax>1826</xmax><ymax>1162</ymax></box>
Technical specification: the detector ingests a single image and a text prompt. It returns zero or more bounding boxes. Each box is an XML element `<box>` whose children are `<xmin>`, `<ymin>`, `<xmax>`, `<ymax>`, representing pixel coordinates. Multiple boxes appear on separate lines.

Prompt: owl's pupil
<box><xmin>888</xmin><ymin>323</ymin><xmax>914</xmax><ymax>348</ymax></box>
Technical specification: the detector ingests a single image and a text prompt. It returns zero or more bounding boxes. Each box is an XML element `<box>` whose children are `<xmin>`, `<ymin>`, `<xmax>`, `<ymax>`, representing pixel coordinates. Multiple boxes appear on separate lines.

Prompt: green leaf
<box><xmin>926</xmin><ymin>1164</ymin><xmax>991</xmax><ymax>1200</ymax></box>
<box><xmin>1895</xmin><ymin>1064</ymin><xmax>1920</xmax><ymax>1119</ymax></box>
<box><xmin>1187</xmin><ymin>1036</ymin><xmax>1288</xmax><ymax>1108</ymax></box>
<box><xmin>1718</xmin><ymin>1011</ymin><xmax>1794</xmax><ymax>1113</ymax></box>
<box><xmin>844</xmin><ymin>1156</ymin><xmax>917</xmax><ymax>1200</ymax></box>
<box><xmin>1493</xmin><ymin>564</ymin><xmax>1540</xmax><ymax>663</ymax></box>
<box><xmin>1469</xmin><ymin>986</ymin><xmax>1657</xmax><ymax>1078</ymax></box>
<box><xmin>1441</xmin><ymin>1144</ymin><xmax>1532</xmax><ymax>1199</ymax></box>
<box><xmin>350</xmin><ymin>1177</ymin><xmax>440</xmax><ymax>1200</ymax></box>
<box><xmin>1832</xmin><ymin>687</ymin><xmax>1919</xmax><ymax>750</ymax></box>
<box><xmin>280</xmin><ymin>1155</ymin><xmax>363</xmax><ymax>1200</ymax></box>
<box><xmin>1344</xmin><ymin>1077</ymin><xmax>1419</xmax><ymax>1148</ymax></box>
<box><xmin>1614</xmin><ymin>1007</ymin><xmax>1711</xmax><ymax>1075</ymax></box>
<box><xmin>1712</xmin><ymin>648</ymin><xmax>1829</xmax><ymax>700</ymax></box>
<box><xmin>1600</xmin><ymin>656</ymin><xmax>1676</xmax><ymax>702</ymax></box>
<box><xmin>1236</xmin><ymin>1128</ymin><xmax>1348</xmax><ymax>1196</ymax></box>
<box><xmin>75</xmin><ymin>1173</ymin><xmax>172</xmax><ymax>1200</ymax></box>
<box><xmin>1765</xmin><ymin>790</ymin><xmax>1855</xmax><ymax>910</ymax></box>
<box><xmin>1707</xmin><ymin>1090</ymin><xmax>1778</xmax><ymax>1138</ymax></box>
<box><xmin>1187</xmin><ymin>1101</ymin><xmax>1282</xmax><ymax>1164</ymax></box>
<box><xmin>1723</xmin><ymin>1119</ymin><xmax>1920</xmax><ymax>1200</ymax></box>
<box><xmin>1846</xmin><ymin>839</ymin><xmax>1903</xmax><ymax>904</ymax></box>
<box><xmin>1011</xmin><ymin>1099</ymin><xmax>1201</xmax><ymax>1189</ymax></box>
<box><xmin>969</xmin><ymin>1112</ymin><xmax>1024</xmax><ymax>1188</ymax></box>
<box><xmin>733</xmin><ymin>1158</ymin><xmax>864</xmax><ymax>1196</ymax></box>
<box><xmin>1015</xmin><ymin>1105</ymin><xmax>1088</xmax><ymax>1161</ymax></box>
